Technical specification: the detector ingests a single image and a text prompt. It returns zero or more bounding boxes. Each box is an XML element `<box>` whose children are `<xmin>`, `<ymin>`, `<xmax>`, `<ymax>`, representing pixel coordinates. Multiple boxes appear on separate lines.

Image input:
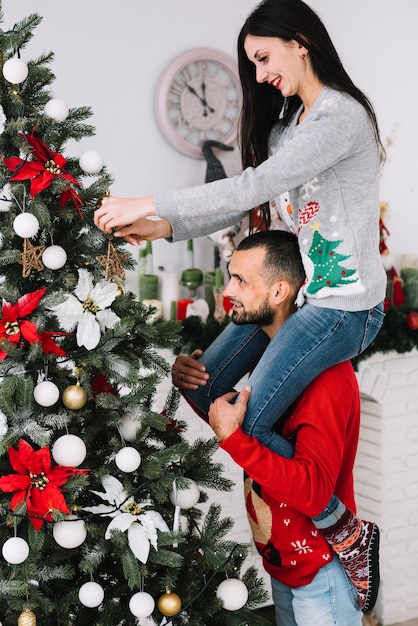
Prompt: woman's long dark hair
<box><xmin>237</xmin><ymin>0</ymin><xmax>384</xmax><ymax>230</ymax></box>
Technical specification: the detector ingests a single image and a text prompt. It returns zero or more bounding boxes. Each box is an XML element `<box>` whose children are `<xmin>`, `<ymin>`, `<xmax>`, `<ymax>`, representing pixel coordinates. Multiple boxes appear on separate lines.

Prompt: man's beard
<box><xmin>230</xmin><ymin>297</ymin><xmax>275</xmax><ymax>327</ymax></box>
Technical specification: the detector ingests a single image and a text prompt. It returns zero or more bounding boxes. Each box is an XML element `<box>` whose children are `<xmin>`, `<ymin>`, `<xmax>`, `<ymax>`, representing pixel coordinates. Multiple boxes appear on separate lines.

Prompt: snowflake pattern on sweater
<box><xmin>244</xmin><ymin>474</ymin><xmax>333</xmax><ymax>587</ymax></box>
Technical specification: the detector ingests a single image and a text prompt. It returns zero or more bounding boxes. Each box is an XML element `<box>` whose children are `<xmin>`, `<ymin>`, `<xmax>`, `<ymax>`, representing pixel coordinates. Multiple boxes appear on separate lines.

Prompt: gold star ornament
<box><xmin>18</xmin><ymin>238</ymin><xmax>45</xmax><ymax>277</ymax></box>
<box><xmin>96</xmin><ymin>239</ymin><xmax>127</xmax><ymax>281</ymax></box>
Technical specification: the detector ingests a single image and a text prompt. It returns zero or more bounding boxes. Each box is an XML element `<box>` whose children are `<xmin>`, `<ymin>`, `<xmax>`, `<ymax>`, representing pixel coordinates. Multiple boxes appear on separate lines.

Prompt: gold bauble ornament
<box><xmin>158</xmin><ymin>590</ymin><xmax>182</xmax><ymax>617</ymax></box>
<box><xmin>18</xmin><ymin>609</ymin><xmax>36</xmax><ymax>626</ymax></box>
<box><xmin>62</xmin><ymin>383</ymin><xmax>87</xmax><ymax>410</ymax></box>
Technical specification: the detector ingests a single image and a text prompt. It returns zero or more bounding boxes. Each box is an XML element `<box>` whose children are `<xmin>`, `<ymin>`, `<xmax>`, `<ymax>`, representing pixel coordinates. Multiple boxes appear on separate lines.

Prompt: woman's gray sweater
<box><xmin>155</xmin><ymin>86</ymin><xmax>387</xmax><ymax>311</ymax></box>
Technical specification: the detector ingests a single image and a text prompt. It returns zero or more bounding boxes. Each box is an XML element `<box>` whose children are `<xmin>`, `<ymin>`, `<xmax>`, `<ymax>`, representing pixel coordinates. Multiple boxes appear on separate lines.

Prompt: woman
<box><xmin>95</xmin><ymin>0</ymin><xmax>385</xmax><ymax>455</ymax></box>
<box><xmin>94</xmin><ymin>0</ymin><xmax>386</xmax><ymax>614</ymax></box>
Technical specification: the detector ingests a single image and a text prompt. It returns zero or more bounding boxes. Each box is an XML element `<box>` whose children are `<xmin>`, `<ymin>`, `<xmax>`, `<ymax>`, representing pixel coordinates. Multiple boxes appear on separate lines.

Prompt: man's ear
<box><xmin>271</xmin><ymin>280</ymin><xmax>292</xmax><ymax>304</ymax></box>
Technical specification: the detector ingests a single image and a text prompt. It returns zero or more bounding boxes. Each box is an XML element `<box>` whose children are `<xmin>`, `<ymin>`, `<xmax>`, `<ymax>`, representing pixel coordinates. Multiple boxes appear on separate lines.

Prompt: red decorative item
<box><xmin>0</xmin><ymin>439</ymin><xmax>88</xmax><ymax>530</ymax></box>
<box><xmin>91</xmin><ymin>374</ymin><xmax>117</xmax><ymax>397</ymax></box>
<box><xmin>39</xmin><ymin>331</ymin><xmax>69</xmax><ymax>357</ymax></box>
<box><xmin>378</xmin><ymin>214</ymin><xmax>406</xmax><ymax>310</ymax></box>
<box><xmin>223</xmin><ymin>296</ymin><xmax>233</xmax><ymax>314</ymax></box>
<box><xmin>177</xmin><ymin>299</ymin><xmax>193</xmax><ymax>321</ymax></box>
<box><xmin>407</xmin><ymin>313</ymin><xmax>418</xmax><ymax>331</ymax></box>
<box><xmin>384</xmin><ymin>268</ymin><xmax>406</xmax><ymax>311</ymax></box>
<box><xmin>379</xmin><ymin>217</ymin><xmax>390</xmax><ymax>255</ymax></box>
<box><xmin>3</xmin><ymin>133</ymin><xmax>83</xmax><ymax>216</ymax></box>
<box><xmin>0</xmin><ymin>288</ymin><xmax>66</xmax><ymax>358</ymax></box>
<box><xmin>166</xmin><ymin>418</ymin><xmax>182</xmax><ymax>433</ymax></box>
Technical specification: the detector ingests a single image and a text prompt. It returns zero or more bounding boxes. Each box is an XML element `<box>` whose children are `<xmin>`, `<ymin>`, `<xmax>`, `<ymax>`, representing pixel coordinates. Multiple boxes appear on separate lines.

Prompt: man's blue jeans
<box><xmin>185</xmin><ymin>302</ymin><xmax>384</xmax><ymax>457</ymax></box>
<box><xmin>270</xmin><ymin>556</ymin><xmax>361</xmax><ymax>626</ymax></box>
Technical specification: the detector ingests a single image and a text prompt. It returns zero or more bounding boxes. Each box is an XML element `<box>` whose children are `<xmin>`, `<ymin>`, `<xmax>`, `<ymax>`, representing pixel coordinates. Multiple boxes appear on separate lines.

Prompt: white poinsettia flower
<box><xmin>0</xmin><ymin>183</ymin><xmax>12</xmax><ymax>215</ymax></box>
<box><xmin>51</xmin><ymin>268</ymin><xmax>120</xmax><ymax>350</ymax></box>
<box><xmin>84</xmin><ymin>475</ymin><xmax>169</xmax><ymax>563</ymax></box>
<box><xmin>0</xmin><ymin>105</ymin><xmax>6</xmax><ymax>134</ymax></box>
<box><xmin>0</xmin><ymin>408</ymin><xmax>8</xmax><ymax>437</ymax></box>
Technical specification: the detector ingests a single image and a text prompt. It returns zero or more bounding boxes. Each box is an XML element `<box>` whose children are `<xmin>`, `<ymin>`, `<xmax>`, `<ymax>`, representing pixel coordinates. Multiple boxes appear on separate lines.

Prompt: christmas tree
<box><xmin>0</xmin><ymin>6</ymin><xmax>268</xmax><ymax>625</ymax></box>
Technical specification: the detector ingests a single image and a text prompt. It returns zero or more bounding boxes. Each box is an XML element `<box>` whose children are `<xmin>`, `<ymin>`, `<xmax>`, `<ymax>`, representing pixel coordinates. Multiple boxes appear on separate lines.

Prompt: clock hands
<box><xmin>186</xmin><ymin>81</ymin><xmax>215</xmax><ymax>117</ymax></box>
<box><xmin>201</xmin><ymin>81</ymin><xmax>215</xmax><ymax>117</ymax></box>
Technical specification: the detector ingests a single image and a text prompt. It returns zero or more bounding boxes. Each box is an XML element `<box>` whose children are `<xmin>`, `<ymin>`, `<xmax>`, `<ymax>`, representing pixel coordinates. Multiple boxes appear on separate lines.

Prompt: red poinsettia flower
<box><xmin>0</xmin><ymin>439</ymin><xmax>88</xmax><ymax>530</ymax></box>
<box><xmin>3</xmin><ymin>133</ymin><xmax>83</xmax><ymax>216</ymax></box>
<box><xmin>39</xmin><ymin>331</ymin><xmax>69</xmax><ymax>357</ymax></box>
<box><xmin>0</xmin><ymin>288</ymin><xmax>66</xmax><ymax>359</ymax></box>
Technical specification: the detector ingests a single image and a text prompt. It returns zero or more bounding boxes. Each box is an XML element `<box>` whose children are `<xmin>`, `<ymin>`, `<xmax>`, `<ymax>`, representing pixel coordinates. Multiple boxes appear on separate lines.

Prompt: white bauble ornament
<box><xmin>52</xmin><ymin>434</ymin><xmax>86</xmax><ymax>467</ymax></box>
<box><xmin>169</xmin><ymin>479</ymin><xmax>200</xmax><ymax>509</ymax></box>
<box><xmin>129</xmin><ymin>591</ymin><xmax>155</xmax><ymax>618</ymax></box>
<box><xmin>119</xmin><ymin>416</ymin><xmax>141</xmax><ymax>442</ymax></box>
<box><xmin>2</xmin><ymin>537</ymin><xmax>29</xmax><ymax>564</ymax></box>
<box><xmin>13</xmin><ymin>213</ymin><xmax>39</xmax><ymax>238</ymax></box>
<box><xmin>216</xmin><ymin>578</ymin><xmax>248</xmax><ymax>611</ymax></box>
<box><xmin>34</xmin><ymin>380</ymin><xmax>60</xmax><ymax>407</ymax></box>
<box><xmin>3</xmin><ymin>58</ymin><xmax>28</xmax><ymax>84</ymax></box>
<box><xmin>78</xmin><ymin>581</ymin><xmax>104</xmax><ymax>608</ymax></box>
<box><xmin>42</xmin><ymin>245</ymin><xmax>67</xmax><ymax>270</ymax></box>
<box><xmin>53</xmin><ymin>516</ymin><xmax>87</xmax><ymax>548</ymax></box>
<box><xmin>79</xmin><ymin>150</ymin><xmax>104</xmax><ymax>174</ymax></box>
<box><xmin>115</xmin><ymin>447</ymin><xmax>141</xmax><ymax>473</ymax></box>
<box><xmin>44</xmin><ymin>98</ymin><xmax>69</xmax><ymax>122</ymax></box>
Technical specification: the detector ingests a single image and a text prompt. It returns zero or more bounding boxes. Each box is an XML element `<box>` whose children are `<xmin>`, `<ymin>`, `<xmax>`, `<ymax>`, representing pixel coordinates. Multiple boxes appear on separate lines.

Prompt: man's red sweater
<box><xmin>220</xmin><ymin>360</ymin><xmax>360</xmax><ymax>587</ymax></box>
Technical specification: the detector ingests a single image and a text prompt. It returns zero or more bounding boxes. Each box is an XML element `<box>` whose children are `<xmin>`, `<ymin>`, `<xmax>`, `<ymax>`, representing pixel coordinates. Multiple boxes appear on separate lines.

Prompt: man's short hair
<box><xmin>236</xmin><ymin>230</ymin><xmax>306</xmax><ymax>292</ymax></box>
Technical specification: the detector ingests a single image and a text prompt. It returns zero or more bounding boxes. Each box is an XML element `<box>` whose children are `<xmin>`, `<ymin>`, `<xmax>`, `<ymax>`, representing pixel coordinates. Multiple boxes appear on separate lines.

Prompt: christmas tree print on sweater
<box><xmin>305</xmin><ymin>229</ymin><xmax>357</xmax><ymax>295</ymax></box>
<box><xmin>297</xmin><ymin>201</ymin><xmax>365</xmax><ymax>299</ymax></box>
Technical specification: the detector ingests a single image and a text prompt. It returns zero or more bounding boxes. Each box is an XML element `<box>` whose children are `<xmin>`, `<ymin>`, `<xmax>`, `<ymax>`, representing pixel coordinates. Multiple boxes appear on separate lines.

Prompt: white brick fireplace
<box><xmin>355</xmin><ymin>350</ymin><xmax>418</xmax><ymax>625</ymax></box>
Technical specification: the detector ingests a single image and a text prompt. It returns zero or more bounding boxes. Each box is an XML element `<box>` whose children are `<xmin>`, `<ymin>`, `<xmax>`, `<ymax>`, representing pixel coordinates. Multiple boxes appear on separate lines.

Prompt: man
<box><xmin>173</xmin><ymin>231</ymin><xmax>378</xmax><ymax>625</ymax></box>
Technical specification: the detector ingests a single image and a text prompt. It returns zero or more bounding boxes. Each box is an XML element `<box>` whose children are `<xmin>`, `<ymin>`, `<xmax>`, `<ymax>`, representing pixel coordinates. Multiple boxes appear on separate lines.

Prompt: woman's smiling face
<box><xmin>244</xmin><ymin>34</ymin><xmax>307</xmax><ymax>98</ymax></box>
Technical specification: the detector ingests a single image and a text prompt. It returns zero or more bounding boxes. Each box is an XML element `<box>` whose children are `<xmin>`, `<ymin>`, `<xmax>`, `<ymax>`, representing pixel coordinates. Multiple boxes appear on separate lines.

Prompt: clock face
<box><xmin>155</xmin><ymin>48</ymin><xmax>242</xmax><ymax>159</ymax></box>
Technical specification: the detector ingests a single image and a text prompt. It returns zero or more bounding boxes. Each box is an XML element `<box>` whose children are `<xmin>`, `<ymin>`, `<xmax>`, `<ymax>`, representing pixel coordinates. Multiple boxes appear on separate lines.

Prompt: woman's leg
<box><xmin>186</xmin><ymin>303</ymin><xmax>384</xmax><ymax>454</ymax></box>
<box><xmin>240</xmin><ymin>303</ymin><xmax>384</xmax><ymax>452</ymax></box>
<box><xmin>185</xmin><ymin>320</ymin><xmax>269</xmax><ymax>413</ymax></box>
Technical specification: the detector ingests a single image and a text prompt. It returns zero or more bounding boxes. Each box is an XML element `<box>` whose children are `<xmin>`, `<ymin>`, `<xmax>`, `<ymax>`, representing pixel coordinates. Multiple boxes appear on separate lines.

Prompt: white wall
<box><xmin>2</xmin><ymin>0</ymin><xmax>417</xmax><ymax>293</ymax></box>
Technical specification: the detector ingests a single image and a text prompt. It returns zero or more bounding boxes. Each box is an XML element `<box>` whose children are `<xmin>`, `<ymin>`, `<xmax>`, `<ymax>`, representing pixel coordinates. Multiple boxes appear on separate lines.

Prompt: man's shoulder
<box><xmin>309</xmin><ymin>360</ymin><xmax>358</xmax><ymax>393</ymax></box>
<box><xmin>321</xmin><ymin>359</ymin><xmax>355</xmax><ymax>377</ymax></box>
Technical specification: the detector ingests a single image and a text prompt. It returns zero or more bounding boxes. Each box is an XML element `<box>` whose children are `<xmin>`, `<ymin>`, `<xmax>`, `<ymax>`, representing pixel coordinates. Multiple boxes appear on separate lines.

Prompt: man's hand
<box><xmin>209</xmin><ymin>386</ymin><xmax>251</xmax><ymax>442</ymax></box>
<box><xmin>172</xmin><ymin>350</ymin><xmax>209</xmax><ymax>390</ymax></box>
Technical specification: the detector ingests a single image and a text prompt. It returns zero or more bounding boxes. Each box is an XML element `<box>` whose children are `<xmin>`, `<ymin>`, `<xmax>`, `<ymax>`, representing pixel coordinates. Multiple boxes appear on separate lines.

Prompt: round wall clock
<box><xmin>155</xmin><ymin>47</ymin><xmax>242</xmax><ymax>159</ymax></box>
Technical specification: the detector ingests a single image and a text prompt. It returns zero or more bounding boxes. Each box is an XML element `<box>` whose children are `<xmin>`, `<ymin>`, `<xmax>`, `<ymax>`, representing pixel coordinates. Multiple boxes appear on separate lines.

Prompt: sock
<box><xmin>319</xmin><ymin>509</ymin><xmax>380</xmax><ymax>613</ymax></box>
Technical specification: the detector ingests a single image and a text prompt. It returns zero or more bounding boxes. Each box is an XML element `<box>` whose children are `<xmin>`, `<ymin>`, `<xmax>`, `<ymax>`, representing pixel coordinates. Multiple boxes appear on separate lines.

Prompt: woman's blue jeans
<box><xmin>270</xmin><ymin>555</ymin><xmax>361</xmax><ymax>626</ymax></box>
<box><xmin>185</xmin><ymin>302</ymin><xmax>384</xmax><ymax>457</ymax></box>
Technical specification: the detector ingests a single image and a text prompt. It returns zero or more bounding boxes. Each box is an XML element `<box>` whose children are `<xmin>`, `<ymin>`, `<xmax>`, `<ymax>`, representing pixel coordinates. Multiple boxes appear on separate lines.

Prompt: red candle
<box><xmin>177</xmin><ymin>299</ymin><xmax>193</xmax><ymax>321</ymax></box>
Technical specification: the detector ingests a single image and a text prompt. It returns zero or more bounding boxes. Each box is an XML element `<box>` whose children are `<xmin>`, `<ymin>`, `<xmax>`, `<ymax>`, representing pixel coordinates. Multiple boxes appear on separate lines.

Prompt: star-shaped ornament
<box><xmin>96</xmin><ymin>239</ymin><xmax>127</xmax><ymax>281</ymax></box>
<box><xmin>18</xmin><ymin>238</ymin><xmax>45</xmax><ymax>277</ymax></box>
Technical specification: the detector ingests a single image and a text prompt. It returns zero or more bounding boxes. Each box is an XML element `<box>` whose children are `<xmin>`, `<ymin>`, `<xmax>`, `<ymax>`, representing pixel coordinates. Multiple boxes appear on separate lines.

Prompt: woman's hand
<box><xmin>114</xmin><ymin>217</ymin><xmax>173</xmax><ymax>244</ymax></box>
<box><xmin>94</xmin><ymin>195</ymin><xmax>157</xmax><ymax>234</ymax></box>
<box><xmin>94</xmin><ymin>195</ymin><xmax>172</xmax><ymax>243</ymax></box>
